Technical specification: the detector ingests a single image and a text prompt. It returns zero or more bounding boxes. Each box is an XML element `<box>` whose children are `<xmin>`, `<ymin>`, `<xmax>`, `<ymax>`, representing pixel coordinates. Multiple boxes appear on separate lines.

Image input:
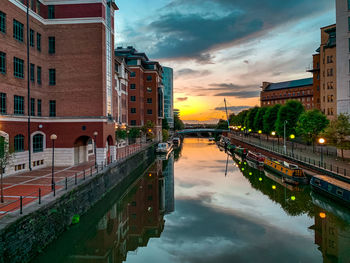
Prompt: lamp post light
<box><xmin>50</xmin><ymin>134</ymin><xmax>57</xmax><ymax>191</ymax></box>
<box><xmin>290</xmin><ymin>134</ymin><xmax>295</xmax><ymax>157</ymax></box>
<box><xmin>283</xmin><ymin>120</ymin><xmax>288</xmax><ymax>154</ymax></box>
<box><xmin>271</xmin><ymin>131</ymin><xmax>276</xmax><ymax>151</ymax></box>
<box><xmin>258</xmin><ymin>130</ymin><xmax>262</xmax><ymax>146</ymax></box>
<box><xmin>93</xmin><ymin>131</ymin><xmax>98</xmax><ymax>168</ymax></box>
<box><xmin>318</xmin><ymin>137</ymin><xmax>326</xmax><ymax>166</ymax></box>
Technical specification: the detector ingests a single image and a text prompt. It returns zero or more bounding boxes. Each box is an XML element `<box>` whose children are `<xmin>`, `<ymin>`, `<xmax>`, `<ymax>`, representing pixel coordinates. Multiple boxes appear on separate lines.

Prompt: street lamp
<box><xmin>271</xmin><ymin>131</ymin><xmax>276</xmax><ymax>151</ymax></box>
<box><xmin>318</xmin><ymin>137</ymin><xmax>326</xmax><ymax>166</ymax></box>
<box><xmin>258</xmin><ymin>130</ymin><xmax>262</xmax><ymax>145</ymax></box>
<box><xmin>93</xmin><ymin>131</ymin><xmax>98</xmax><ymax>168</ymax></box>
<box><xmin>290</xmin><ymin>134</ymin><xmax>295</xmax><ymax>157</ymax></box>
<box><xmin>50</xmin><ymin>134</ymin><xmax>57</xmax><ymax>192</ymax></box>
<box><xmin>283</xmin><ymin>120</ymin><xmax>288</xmax><ymax>154</ymax></box>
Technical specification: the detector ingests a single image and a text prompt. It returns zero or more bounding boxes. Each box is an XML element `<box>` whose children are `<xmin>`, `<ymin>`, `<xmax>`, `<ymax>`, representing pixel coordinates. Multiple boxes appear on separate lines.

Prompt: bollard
<box><xmin>318</xmin><ymin>161</ymin><xmax>320</xmax><ymax>167</ymax></box>
<box><xmin>90</xmin><ymin>166</ymin><xmax>93</xmax><ymax>176</ymax></box>
<box><xmin>20</xmin><ymin>196</ymin><xmax>23</xmax><ymax>214</ymax></box>
<box><xmin>75</xmin><ymin>173</ymin><xmax>77</xmax><ymax>185</ymax></box>
<box><xmin>313</xmin><ymin>159</ymin><xmax>315</xmax><ymax>165</ymax></box>
<box><xmin>38</xmin><ymin>188</ymin><xmax>41</xmax><ymax>204</ymax></box>
<box><xmin>65</xmin><ymin>177</ymin><xmax>68</xmax><ymax>190</ymax></box>
<box><xmin>330</xmin><ymin>164</ymin><xmax>332</xmax><ymax>171</ymax></box>
<box><xmin>308</xmin><ymin>157</ymin><xmax>310</xmax><ymax>164</ymax></box>
<box><xmin>83</xmin><ymin>170</ymin><xmax>86</xmax><ymax>180</ymax></box>
<box><xmin>337</xmin><ymin>166</ymin><xmax>339</xmax><ymax>174</ymax></box>
<box><xmin>345</xmin><ymin>169</ymin><xmax>347</xmax><ymax>176</ymax></box>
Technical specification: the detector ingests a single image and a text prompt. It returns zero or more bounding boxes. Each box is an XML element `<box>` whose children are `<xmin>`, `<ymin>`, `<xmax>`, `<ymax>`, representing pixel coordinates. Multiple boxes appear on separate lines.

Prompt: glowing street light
<box><xmin>319</xmin><ymin>212</ymin><xmax>326</xmax><ymax>219</ymax></box>
<box><xmin>271</xmin><ymin>131</ymin><xmax>276</xmax><ymax>151</ymax></box>
<box><xmin>290</xmin><ymin>134</ymin><xmax>295</xmax><ymax>157</ymax></box>
<box><xmin>318</xmin><ymin>137</ymin><xmax>326</xmax><ymax>166</ymax></box>
<box><xmin>50</xmin><ymin>134</ymin><xmax>57</xmax><ymax>193</ymax></box>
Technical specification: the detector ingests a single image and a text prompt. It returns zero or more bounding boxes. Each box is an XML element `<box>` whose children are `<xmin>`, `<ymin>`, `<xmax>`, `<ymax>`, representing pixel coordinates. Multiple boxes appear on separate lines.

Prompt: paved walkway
<box><xmin>229</xmin><ymin>132</ymin><xmax>350</xmax><ymax>177</ymax></box>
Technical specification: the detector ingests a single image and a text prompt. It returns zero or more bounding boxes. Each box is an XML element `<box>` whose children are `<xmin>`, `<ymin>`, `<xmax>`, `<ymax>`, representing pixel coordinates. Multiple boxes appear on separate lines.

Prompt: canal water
<box><xmin>32</xmin><ymin>138</ymin><xmax>350</xmax><ymax>263</ymax></box>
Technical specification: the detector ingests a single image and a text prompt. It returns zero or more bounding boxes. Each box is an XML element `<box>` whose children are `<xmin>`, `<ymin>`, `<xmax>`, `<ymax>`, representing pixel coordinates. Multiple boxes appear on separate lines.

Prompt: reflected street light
<box><xmin>318</xmin><ymin>137</ymin><xmax>326</xmax><ymax>167</ymax></box>
<box><xmin>50</xmin><ymin>134</ymin><xmax>57</xmax><ymax>192</ymax></box>
<box><xmin>94</xmin><ymin>131</ymin><xmax>98</xmax><ymax>168</ymax></box>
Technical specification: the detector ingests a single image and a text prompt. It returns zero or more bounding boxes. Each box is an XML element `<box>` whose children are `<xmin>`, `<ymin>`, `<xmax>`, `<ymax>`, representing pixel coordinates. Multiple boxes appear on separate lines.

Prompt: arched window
<box><xmin>33</xmin><ymin>134</ymin><xmax>43</xmax><ymax>153</ymax></box>
<box><xmin>14</xmin><ymin>134</ymin><xmax>24</xmax><ymax>152</ymax></box>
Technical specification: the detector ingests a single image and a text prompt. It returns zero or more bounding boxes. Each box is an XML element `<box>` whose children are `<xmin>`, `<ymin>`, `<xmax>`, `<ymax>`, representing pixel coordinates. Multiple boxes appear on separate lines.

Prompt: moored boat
<box><xmin>310</xmin><ymin>175</ymin><xmax>350</xmax><ymax>205</ymax></box>
<box><xmin>156</xmin><ymin>142</ymin><xmax>173</xmax><ymax>154</ymax></box>
<box><xmin>246</xmin><ymin>151</ymin><xmax>265</xmax><ymax>167</ymax></box>
<box><xmin>234</xmin><ymin>146</ymin><xmax>248</xmax><ymax>157</ymax></box>
<box><xmin>264</xmin><ymin>158</ymin><xmax>309</xmax><ymax>185</ymax></box>
<box><xmin>172</xmin><ymin>137</ymin><xmax>181</xmax><ymax>147</ymax></box>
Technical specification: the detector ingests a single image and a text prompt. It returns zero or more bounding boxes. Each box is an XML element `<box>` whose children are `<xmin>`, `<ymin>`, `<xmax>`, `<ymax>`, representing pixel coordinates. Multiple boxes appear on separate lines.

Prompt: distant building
<box><xmin>307</xmin><ymin>53</ymin><xmax>321</xmax><ymax>110</ymax></box>
<box><xmin>163</xmin><ymin>67</ymin><xmax>174</xmax><ymax>129</ymax></box>
<box><xmin>174</xmin><ymin>109</ymin><xmax>180</xmax><ymax>117</ymax></box>
<box><xmin>260</xmin><ymin>78</ymin><xmax>315</xmax><ymax>109</ymax></box>
<box><xmin>163</xmin><ymin>153</ymin><xmax>175</xmax><ymax>214</ymax></box>
<box><xmin>115</xmin><ymin>46</ymin><xmax>164</xmax><ymax>141</ymax></box>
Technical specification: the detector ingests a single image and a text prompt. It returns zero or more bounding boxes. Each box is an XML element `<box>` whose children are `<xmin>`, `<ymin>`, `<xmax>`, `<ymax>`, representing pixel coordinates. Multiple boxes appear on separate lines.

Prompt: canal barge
<box><xmin>264</xmin><ymin>158</ymin><xmax>309</xmax><ymax>185</ymax></box>
<box><xmin>173</xmin><ymin>137</ymin><xmax>181</xmax><ymax>147</ymax></box>
<box><xmin>234</xmin><ymin>147</ymin><xmax>248</xmax><ymax>157</ymax></box>
<box><xmin>310</xmin><ymin>175</ymin><xmax>350</xmax><ymax>206</ymax></box>
<box><xmin>246</xmin><ymin>151</ymin><xmax>265</xmax><ymax>167</ymax></box>
<box><xmin>156</xmin><ymin>142</ymin><xmax>173</xmax><ymax>154</ymax></box>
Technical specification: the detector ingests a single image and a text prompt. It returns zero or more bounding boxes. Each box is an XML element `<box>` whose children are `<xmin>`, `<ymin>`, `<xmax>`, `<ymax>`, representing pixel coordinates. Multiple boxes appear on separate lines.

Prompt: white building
<box><xmin>336</xmin><ymin>0</ymin><xmax>350</xmax><ymax>115</ymax></box>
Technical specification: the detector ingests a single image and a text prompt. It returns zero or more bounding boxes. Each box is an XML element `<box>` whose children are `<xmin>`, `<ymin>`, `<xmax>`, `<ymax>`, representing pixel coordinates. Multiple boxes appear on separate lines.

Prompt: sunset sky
<box><xmin>115</xmin><ymin>0</ymin><xmax>335</xmax><ymax>123</ymax></box>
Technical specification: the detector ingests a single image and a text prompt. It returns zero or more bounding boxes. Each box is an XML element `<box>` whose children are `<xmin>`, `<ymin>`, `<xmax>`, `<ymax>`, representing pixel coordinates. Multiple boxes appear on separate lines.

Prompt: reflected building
<box><xmin>68</xmin><ymin>161</ymin><xmax>167</xmax><ymax>263</ymax></box>
<box><xmin>163</xmin><ymin>152</ymin><xmax>175</xmax><ymax>214</ymax></box>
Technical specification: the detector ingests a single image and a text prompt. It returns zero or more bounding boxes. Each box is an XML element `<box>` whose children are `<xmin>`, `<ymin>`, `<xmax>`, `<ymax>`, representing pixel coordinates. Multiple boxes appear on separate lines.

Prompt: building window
<box><xmin>48</xmin><ymin>36</ymin><xmax>55</xmax><ymax>54</ymax></box>
<box><xmin>131</xmin><ymin>120</ymin><xmax>136</xmax><ymax>126</ymax></box>
<box><xmin>49</xmin><ymin>69</ymin><xmax>56</xmax><ymax>85</ymax></box>
<box><xmin>37</xmin><ymin>33</ymin><xmax>41</xmax><ymax>51</ymax></box>
<box><xmin>33</xmin><ymin>134</ymin><xmax>43</xmax><ymax>153</ymax></box>
<box><xmin>147</xmin><ymin>98</ymin><xmax>152</xmax><ymax>103</ymax></box>
<box><xmin>13</xmin><ymin>19</ymin><xmax>24</xmax><ymax>42</ymax></box>
<box><xmin>147</xmin><ymin>87</ymin><xmax>152</xmax><ymax>92</ymax></box>
<box><xmin>146</xmin><ymin>75</ymin><xmax>152</xmax><ymax>81</ymax></box>
<box><xmin>30</xmin><ymin>29</ymin><xmax>34</xmax><ymax>47</ymax></box>
<box><xmin>130</xmin><ymin>84</ymin><xmax>136</xmax><ymax>90</ymax></box>
<box><xmin>30</xmin><ymin>63</ymin><xmax>35</xmax><ymax>82</ymax></box>
<box><xmin>13</xmin><ymin>57</ymin><xmax>24</xmax><ymax>79</ymax></box>
<box><xmin>48</xmin><ymin>5</ymin><xmax>55</xmax><ymax>19</ymax></box>
<box><xmin>14</xmin><ymin>95</ymin><xmax>24</xmax><ymax>115</ymax></box>
<box><xmin>49</xmin><ymin>100</ymin><xmax>56</xmax><ymax>117</ymax></box>
<box><xmin>30</xmin><ymin>98</ymin><xmax>35</xmax><ymax>116</ymax></box>
<box><xmin>130</xmin><ymin>96</ymin><xmax>136</xmax><ymax>102</ymax></box>
<box><xmin>147</xmin><ymin>109</ymin><xmax>152</xmax><ymax>114</ymax></box>
<box><xmin>37</xmin><ymin>66</ymin><xmax>41</xmax><ymax>84</ymax></box>
<box><xmin>0</xmin><ymin>52</ymin><xmax>5</xmax><ymax>74</ymax></box>
<box><xmin>36</xmin><ymin>0</ymin><xmax>41</xmax><ymax>14</ymax></box>
<box><xmin>37</xmin><ymin>99</ymin><xmax>42</xmax><ymax>116</ymax></box>
<box><xmin>0</xmin><ymin>93</ymin><xmax>6</xmax><ymax>114</ymax></box>
<box><xmin>130</xmin><ymin>71</ymin><xmax>136</xmax><ymax>77</ymax></box>
<box><xmin>131</xmin><ymin>108</ymin><xmax>136</xmax><ymax>113</ymax></box>
<box><xmin>0</xmin><ymin>11</ymin><xmax>6</xmax><ymax>34</ymax></box>
<box><xmin>14</xmin><ymin>134</ymin><xmax>24</xmax><ymax>152</ymax></box>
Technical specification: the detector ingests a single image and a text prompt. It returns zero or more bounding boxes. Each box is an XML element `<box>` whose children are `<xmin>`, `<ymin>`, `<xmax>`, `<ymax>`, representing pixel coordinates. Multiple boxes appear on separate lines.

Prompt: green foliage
<box><xmin>128</xmin><ymin>128</ymin><xmax>141</xmax><ymax>139</ymax></box>
<box><xmin>323</xmin><ymin>114</ymin><xmax>350</xmax><ymax>159</ymax></box>
<box><xmin>115</xmin><ymin>128</ymin><xmax>127</xmax><ymax>140</ymax></box>
<box><xmin>275</xmin><ymin>100</ymin><xmax>304</xmax><ymax>137</ymax></box>
<box><xmin>228</xmin><ymin>113</ymin><xmax>236</xmax><ymax>125</ymax></box>
<box><xmin>232</xmin><ymin>110</ymin><xmax>249</xmax><ymax>126</ymax></box>
<box><xmin>216</xmin><ymin>119</ymin><xmax>228</xmax><ymax>130</ymax></box>
<box><xmin>263</xmin><ymin>104</ymin><xmax>281</xmax><ymax>134</ymax></box>
<box><xmin>253</xmin><ymin>107</ymin><xmax>267</xmax><ymax>131</ymax></box>
<box><xmin>162</xmin><ymin>118</ymin><xmax>170</xmax><ymax>130</ymax></box>
<box><xmin>162</xmin><ymin>129</ymin><xmax>169</xmax><ymax>142</ymax></box>
<box><xmin>245</xmin><ymin>107</ymin><xmax>259</xmax><ymax>129</ymax></box>
<box><xmin>296</xmin><ymin>109</ymin><xmax>329</xmax><ymax>145</ymax></box>
<box><xmin>71</xmin><ymin>214</ymin><xmax>80</xmax><ymax>225</ymax></box>
<box><xmin>174</xmin><ymin>115</ymin><xmax>185</xmax><ymax>131</ymax></box>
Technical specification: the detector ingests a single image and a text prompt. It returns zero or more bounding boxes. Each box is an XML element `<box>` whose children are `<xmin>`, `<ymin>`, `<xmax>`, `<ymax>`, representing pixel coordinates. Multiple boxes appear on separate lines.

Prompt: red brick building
<box><xmin>115</xmin><ymin>47</ymin><xmax>164</xmax><ymax>141</ymax></box>
<box><xmin>260</xmin><ymin>78</ymin><xmax>315</xmax><ymax>109</ymax></box>
<box><xmin>0</xmin><ymin>0</ymin><xmax>120</xmax><ymax>175</ymax></box>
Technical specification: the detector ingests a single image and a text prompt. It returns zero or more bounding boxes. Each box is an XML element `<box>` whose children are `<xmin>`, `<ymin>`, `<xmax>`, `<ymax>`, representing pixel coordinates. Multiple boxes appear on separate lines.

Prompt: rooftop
<box><xmin>263</xmin><ymin>78</ymin><xmax>313</xmax><ymax>91</ymax></box>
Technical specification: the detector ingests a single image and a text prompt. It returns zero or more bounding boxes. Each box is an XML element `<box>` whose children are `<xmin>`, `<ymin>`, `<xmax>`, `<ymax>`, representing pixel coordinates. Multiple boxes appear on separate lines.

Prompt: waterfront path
<box><xmin>0</xmin><ymin>143</ymin><xmax>146</xmax><ymax>219</ymax></box>
<box><xmin>229</xmin><ymin>132</ymin><xmax>350</xmax><ymax>179</ymax></box>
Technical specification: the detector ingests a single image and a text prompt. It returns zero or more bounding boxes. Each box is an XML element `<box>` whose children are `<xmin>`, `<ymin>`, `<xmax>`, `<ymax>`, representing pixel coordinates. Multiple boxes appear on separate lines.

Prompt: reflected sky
<box><xmin>126</xmin><ymin>138</ymin><xmax>322</xmax><ymax>263</ymax></box>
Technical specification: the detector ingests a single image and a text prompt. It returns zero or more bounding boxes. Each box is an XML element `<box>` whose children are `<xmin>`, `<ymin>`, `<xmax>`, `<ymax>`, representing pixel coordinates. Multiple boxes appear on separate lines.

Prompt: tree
<box><xmin>228</xmin><ymin>113</ymin><xmax>236</xmax><ymax>125</ymax></box>
<box><xmin>296</xmin><ymin>109</ymin><xmax>329</xmax><ymax>150</ymax></box>
<box><xmin>0</xmin><ymin>137</ymin><xmax>13</xmax><ymax>203</ymax></box>
<box><xmin>128</xmin><ymin>128</ymin><xmax>141</xmax><ymax>144</ymax></box>
<box><xmin>115</xmin><ymin>128</ymin><xmax>127</xmax><ymax>141</ymax></box>
<box><xmin>245</xmin><ymin>107</ymin><xmax>259</xmax><ymax>130</ymax></box>
<box><xmin>162</xmin><ymin>118</ymin><xmax>170</xmax><ymax>130</ymax></box>
<box><xmin>253</xmin><ymin>107</ymin><xmax>267</xmax><ymax>132</ymax></box>
<box><xmin>233</xmin><ymin>110</ymin><xmax>249</xmax><ymax>126</ymax></box>
<box><xmin>323</xmin><ymin>113</ymin><xmax>350</xmax><ymax>160</ymax></box>
<box><xmin>263</xmin><ymin>104</ymin><xmax>281</xmax><ymax>137</ymax></box>
<box><xmin>216</xmin><ymin>119</ymin><xmax>228</xmax><ymax>130</ymax></box>
<box><xmin>174</xmin><ymin>115</ymin><xmax>185</xmax><ymax>131</ymax></box>
<box><xmin>275</xmin><ymin>100</ymin><xmax>304</xmax><ymax>137</ymax></box>
<box><xmin>162</xmin><ymin>129</ymin><xmax>169</xmax><ymax>142</ymax></box>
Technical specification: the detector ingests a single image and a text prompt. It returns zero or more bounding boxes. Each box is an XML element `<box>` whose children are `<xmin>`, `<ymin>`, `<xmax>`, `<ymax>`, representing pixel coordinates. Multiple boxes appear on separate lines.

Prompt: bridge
<box><xmin>177</xmin><ymin>129</ymin><xmax>229</xmax><ymax>135</ymax></box>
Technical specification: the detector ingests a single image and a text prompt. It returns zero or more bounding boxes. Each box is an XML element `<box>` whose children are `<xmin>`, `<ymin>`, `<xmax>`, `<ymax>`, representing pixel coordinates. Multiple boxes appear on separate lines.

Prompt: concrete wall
<box><xmin>0</xmin><ymin>144</ymin><xmax>156</xmax><ymax>263</ymax></box>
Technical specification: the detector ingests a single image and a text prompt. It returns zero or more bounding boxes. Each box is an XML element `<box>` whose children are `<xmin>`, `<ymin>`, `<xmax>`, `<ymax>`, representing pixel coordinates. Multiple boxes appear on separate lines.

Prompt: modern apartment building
<box><xmin>115</xmin><ymin>46</ymin><xmax>164</xmax><ymax>141</ymax></box>
<box><xmin>260</xmin><ymin>78</ymin><xmax>315</xmax><ymax>109</ymax></box>
<box><xmin>163</xmin><ymin>66</ymin><xmax>174</xmax><ymax>129</ymax></box>
<box><xmin>0</xmin><ymin>0</ymin><xmax>119</xmax><ymax>175</ymax></box>
<box><xmin>336</xmin><ymin>0</ymin><xmax>350</xmax><ymax>115</ymax></box>
<box><xmin>320</xmin><ymin>24</ymin><xmax>337</xmax><ymax>119</ymax></box>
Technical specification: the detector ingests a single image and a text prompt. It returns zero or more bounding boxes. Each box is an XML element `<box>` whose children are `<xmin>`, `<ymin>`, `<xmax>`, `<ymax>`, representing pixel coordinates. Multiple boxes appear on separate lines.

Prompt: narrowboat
<box><xmin>234</xmin><ymin>147</ymin><xmax>248</xmax><ymax>157</ymax></box>
<box><xmin>156</xmin><ymin>142</ymin><xmax>173</xmax><ymax>154</ymax></box>
<box><xmin>264</xmin><ymin>158</ymin><xmax>309</xmax><ymax>185</ymax></box>
<box><xmin>246</xmin><ymin>151</ymin><xmax>265</xmax><ymax>167</ymax></box>
<box><xmin>264</xmin><ymin>171</ymin><xmax>301</xmax><ymax>191</ymax></box>
<box><xmin>172</xmin><ymin>137</ymin><xmax>181</xmax><ymax>147</ymax></box>
<box><xmin>310</xmin><ymin>175</ymin><xmax>350</xmax><ymax>205</ymax></box>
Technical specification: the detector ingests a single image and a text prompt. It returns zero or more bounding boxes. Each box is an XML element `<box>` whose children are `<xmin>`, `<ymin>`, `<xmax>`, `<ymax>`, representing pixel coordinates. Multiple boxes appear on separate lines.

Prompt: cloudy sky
<box><xmin>114</xmin><ymin>0</ymin><xmax>335</xmax><ymax>123</ymax></box>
